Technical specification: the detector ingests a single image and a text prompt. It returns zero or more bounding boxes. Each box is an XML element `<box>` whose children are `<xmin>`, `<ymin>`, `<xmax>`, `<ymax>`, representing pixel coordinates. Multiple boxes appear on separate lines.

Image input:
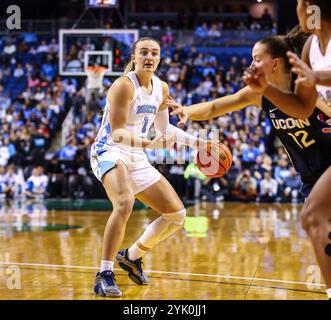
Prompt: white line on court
<box><xmin>0</xmin><ymin>261</ymin><xmax>325</xmax><ymax>288</ymax></box>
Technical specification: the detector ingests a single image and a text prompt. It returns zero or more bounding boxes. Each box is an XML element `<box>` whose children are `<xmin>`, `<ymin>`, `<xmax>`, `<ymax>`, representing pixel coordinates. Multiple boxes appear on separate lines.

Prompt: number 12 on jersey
<box><xmin>287</xmin><ymin>130</ymin><xmax>316</xmax><ymax>149</ymax></box>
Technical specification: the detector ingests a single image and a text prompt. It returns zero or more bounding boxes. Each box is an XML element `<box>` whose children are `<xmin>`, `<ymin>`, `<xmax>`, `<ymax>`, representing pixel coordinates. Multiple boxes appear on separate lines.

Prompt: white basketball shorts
<box><xmin>90</xmin><ymin>142</ymin><xmax>161</xmax><ymax>195</ymax></box>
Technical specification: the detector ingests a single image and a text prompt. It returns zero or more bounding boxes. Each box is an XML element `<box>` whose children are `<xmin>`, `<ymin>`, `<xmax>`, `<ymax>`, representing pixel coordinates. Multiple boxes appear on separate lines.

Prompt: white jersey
<box><xmin>309</xmin><ymin>35</ymin><xmax>331</xmax><ymax>106</ymax></box>
<box><xmin>95</xmin><ymin>71</ymin><xmax>163</xmax><ymax>149</ymax></box>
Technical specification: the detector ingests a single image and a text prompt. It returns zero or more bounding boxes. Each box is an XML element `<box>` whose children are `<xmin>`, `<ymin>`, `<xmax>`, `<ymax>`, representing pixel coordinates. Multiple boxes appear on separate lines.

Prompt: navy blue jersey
<box><xmin>262</xmin><ymin>97</ymin><xmax>331</xmax><ymax>196</ymax></box>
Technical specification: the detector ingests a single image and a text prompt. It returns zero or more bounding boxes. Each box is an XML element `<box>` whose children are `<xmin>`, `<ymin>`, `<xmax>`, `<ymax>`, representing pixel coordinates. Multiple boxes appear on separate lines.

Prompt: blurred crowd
<box><xmin>129</xmin><ymin>5</ymin><xmax>276</xmax><ymax>31</ymax></box>
<box><xmin>0</xmin><ymin>29</ymin><xmax>303</xmax><ymax>203</ymax></box>
<box><xmin>138</xmin><ymin>11</ymin><xmax>276</xmax><ymax>47</ymax></box>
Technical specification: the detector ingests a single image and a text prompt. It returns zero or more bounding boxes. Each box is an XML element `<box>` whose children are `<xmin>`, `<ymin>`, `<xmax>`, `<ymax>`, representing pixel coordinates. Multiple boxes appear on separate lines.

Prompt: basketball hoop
<box><xmin>85</xmin><ymin>66</ymin><xmax>107</xmax><ymax>90</ymax></box>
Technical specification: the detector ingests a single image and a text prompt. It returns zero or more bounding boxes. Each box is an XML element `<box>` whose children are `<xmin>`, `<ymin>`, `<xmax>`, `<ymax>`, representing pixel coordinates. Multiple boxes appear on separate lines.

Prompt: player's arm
<box><xmin>154</xmin><ymin>81</ymin><xmax>204</xmax><ymax>148</ymax></box>
<box><xmin>109</xmin><ymin>77</ymin><xmax>158</xmax><ymax>149</ymax></box>
<box><xmin>313</xmin><ymin>71</ymin><xmax>331</xmax><ymax>87</ymax></box>
<box><xmin>168</xmin><ymin>86</ymin><xmax>262</xmax><ymax>121</ymax></box>
<box><xmin>261</xmin><ymin>36</ymin><xmax>318</xmax><ymax>118</ymax></box>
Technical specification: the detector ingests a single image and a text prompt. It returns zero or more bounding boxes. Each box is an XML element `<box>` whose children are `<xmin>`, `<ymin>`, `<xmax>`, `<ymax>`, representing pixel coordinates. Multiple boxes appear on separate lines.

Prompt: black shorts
<box><xmin>301</xmin><ymin>182</ymin><xmax>315</xmax><ymax>198</ymax></box>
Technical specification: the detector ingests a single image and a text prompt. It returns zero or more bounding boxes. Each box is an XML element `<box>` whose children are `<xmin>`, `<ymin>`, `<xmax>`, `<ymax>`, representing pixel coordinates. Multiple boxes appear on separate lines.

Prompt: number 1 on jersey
<box><xmin>142</xmin><ymin>116</ymin><xmax>149</xmax><ymax>133</ymax></box>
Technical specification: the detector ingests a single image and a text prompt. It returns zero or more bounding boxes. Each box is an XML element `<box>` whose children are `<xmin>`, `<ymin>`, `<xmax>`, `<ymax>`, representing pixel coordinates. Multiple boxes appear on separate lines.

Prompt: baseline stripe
<box><xmin>0</xmin><ymin>261</ymin><xmax>325</xmax><ymax>288</ymax></box>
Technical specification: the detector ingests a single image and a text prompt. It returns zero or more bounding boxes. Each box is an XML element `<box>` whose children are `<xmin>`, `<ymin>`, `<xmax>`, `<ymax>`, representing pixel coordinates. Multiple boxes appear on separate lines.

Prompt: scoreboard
<box><xmin>86</xmin><ymin>0</ymin><xmax>119</xmax><ymax>8</ymax></box>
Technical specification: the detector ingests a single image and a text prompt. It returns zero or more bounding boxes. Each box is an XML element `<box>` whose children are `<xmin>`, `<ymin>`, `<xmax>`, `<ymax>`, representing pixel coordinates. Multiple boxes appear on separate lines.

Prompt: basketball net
<box><xmin>85</xmin><ymin>66</ymin><xmax>107</xmax><ymax>90</ymax></box>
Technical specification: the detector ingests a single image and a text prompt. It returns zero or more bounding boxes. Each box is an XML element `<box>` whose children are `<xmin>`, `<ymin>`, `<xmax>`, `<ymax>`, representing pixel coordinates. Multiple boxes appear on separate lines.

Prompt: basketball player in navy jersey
<box><xmin>168</xmin><ymin>27</ymin><xmax>331</xmax><ymax>298</ymax></box>
<box><xmin>242</xmin><ymin>0</ymin><xmax>331</xmax><ymax>300</ymax></box>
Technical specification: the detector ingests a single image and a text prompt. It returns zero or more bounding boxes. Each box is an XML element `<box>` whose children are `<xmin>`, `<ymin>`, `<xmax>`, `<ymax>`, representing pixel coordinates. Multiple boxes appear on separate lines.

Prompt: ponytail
<box><xmin>286</xmin><ymin>25</ymin><xmax>310</xmax><ymax>56</ymax></box>
<box><xmin>258</xmin><ymin>36</ymin><xmax>292</xmax><ymax>73</ymax></box>
<box><xmin>124</xmin><ymin>59</ymin><xmax>135</xmax><ymax>74</ymax></box>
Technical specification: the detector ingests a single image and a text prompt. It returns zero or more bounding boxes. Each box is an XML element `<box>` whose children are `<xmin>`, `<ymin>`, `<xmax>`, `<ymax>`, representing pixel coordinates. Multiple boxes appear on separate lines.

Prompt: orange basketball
<box><xmin>196</xmin><ymin>142</ymin><xmax>233</xmax><ymax>178</ymax></box>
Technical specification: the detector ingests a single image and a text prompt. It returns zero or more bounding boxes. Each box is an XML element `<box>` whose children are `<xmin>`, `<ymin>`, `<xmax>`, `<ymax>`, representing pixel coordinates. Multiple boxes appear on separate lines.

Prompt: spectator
<box><xmin>161</xmin><ymin>27</ymin><xmax>174</xmax><ymax>45</ymax></box>
<box><xmin>208</xmin><ymin>23</ymin><xmax>221</xmax><ymax>38</ymax></box>
<box><xmin>57</xmin><ymin>140</ymin><xmax>78</xmax><ymax>161</ymax></box>
<box><xmin>282</xmin><ymin>168</ymin><xmax>302</xmax><ymax>203</ymax></box>
<box><xmin>193</xmin><ymin>53</ymin><xmax>204</xmax><ymax>67</ymax></box>
<box><xmin>194</xmin><ymin>22</ymin><xmax>209</xmax><ymax>39</ymax></box>
<box><xmin>33</xmin><ymin>87</ymin><xmax>45</xmax><ymax>101</ymax></box>
<box><xmin>184</xmin><ymin>162</ymin><xmax>207</xmax><ymax>200</ymax></box>
<box><xmin>25</xmin><ymin>166</ymin><xmax>48</xmax><ymax>199</ymax></box>
<box><xmin>13</xmin><ymin>64</ymin><xmax>25</xmax><ymax>78</ymax></box>
<box><xmin>6</xmin><ymin>165</ymin><xmax>23</xmax><ymax>198</ymax></box>
<box><xmin>166</xmin><ymin>65</ymin><xmax>181</xmax><ymax>82</ymax></box>
<box><xmin>45</xmin><ymin>157</ymin><xmax>66</xmax><ymax>198</ymax></box>
<box><xmin>87</xmin><ymin>92</ymin><xmax>101</xmax><ymax>113</ymax></box>
<box><xmin>0</xmin><ymin>94</ymin><xmax>12</xmax><ymax>113</ymax></box>
<box><xmin>231</xmin><ymin>169</ymin><xmax>258</xmax><ymax>202</ymax></box>
<box><xmin>171</xmin><ymin>82</ymin><xmax>187</xmax><ymax>104</ymax></box>
<box><xmin>0</xmin><ymin>141</ymin><xmax>11</xmax><ymax>167</ymax></box>
<box><xmin>37</xmin><ymin>40</ymin><xmax>49</xmax><ymax>53</ymax></box>
<box><xmin>67</xmin><ymin>150</ymin><xmax>93</xmax><ymax>199</ymax></box>
<box><xmin>41</xmin><ymin>60</ymin><xmax>57</xmax><ymax>81</ymax></box>
<box><xmin>28</xmin><ymin>74</ymin><xmax>40</xmax><ymax>89</ymax></box>
<box><xmin>259</xmin><ymin>171</ymin><xmax>278</xmax><ymax>203</ymax></box>
<box><xmin>3</xmin><ymin>40</ymin><xmax>16</xmax><ymax>55</ymax></box>
<box><xmin>201</xmin><ymin>177</ymin><xmax>229</xmax><ymax>202</ymax></box>
<box><xmin>0</xmin><ymin>166</ymin><xmax>9</xmax><ymax>198</ymax></box>
<box><xmin>237</xmin><ymin>21</ymin><xmax>248</xmax><ymax>31</ymax></box>
<box><xmin>242</xmin><ymin>143</ymin><xmax>261</xmax><ymax>164</ymax></box>
<box><xmin>48</xmin><ymin>38</ymin><xmax>59</xmax><ymax>54</ymax></box>
<box><xmin>274</xmin><ymin>157</ymin><xmax>291</xmax><ymax>186</ymax></box>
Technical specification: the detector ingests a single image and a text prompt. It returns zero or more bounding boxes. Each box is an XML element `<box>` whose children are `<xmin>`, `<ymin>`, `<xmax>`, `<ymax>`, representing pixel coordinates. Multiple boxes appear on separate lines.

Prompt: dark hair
<box><xmin>124</xmin><ymin>37</ymin><xmax>161</xmax><ymax>74</ymax></box>
<box><xmin>286</xmin><ymin>25</ymin><xmax>310</xmax><ymax>56</ymax></box>
<box><xmin>258</xmin><ymin>35</ymin><xmax>292</xmax><ymax>73</ymax></box>
<box><xmin>257</xmin><ymin>25</ymin><xmax>309</xmax><ymax>73</ymax></box>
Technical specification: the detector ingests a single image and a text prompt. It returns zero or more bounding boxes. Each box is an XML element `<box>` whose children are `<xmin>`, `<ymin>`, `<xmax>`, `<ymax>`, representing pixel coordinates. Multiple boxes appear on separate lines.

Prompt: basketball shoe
<box><xmin>116</xmin><ymin>248</ymin><xmax>149</xmax><ymax>285</ymax></box>
<box><xmin>93</xmin><ymin>270</ymin><xmax>122</xmax><ymax>297</ymax></box>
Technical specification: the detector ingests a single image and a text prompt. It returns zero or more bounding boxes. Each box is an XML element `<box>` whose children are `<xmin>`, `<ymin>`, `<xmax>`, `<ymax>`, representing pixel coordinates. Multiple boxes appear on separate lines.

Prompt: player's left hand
<box><xmin>166</xmin><ymin>98</ymin><xmax>189</xmax><ymax>127</ymax></box>
<box><xmin>287</xmin><ymin>51</ymin><xmax>317</xmax><ymax>87</ymax></box>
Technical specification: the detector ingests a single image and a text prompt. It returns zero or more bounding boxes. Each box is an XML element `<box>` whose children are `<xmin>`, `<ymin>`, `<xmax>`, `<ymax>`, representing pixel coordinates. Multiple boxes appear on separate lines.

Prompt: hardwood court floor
<box><xmin>0</xmin><ymin>200</ymin><xmax>326</xmax><ymax>300</ymax></box>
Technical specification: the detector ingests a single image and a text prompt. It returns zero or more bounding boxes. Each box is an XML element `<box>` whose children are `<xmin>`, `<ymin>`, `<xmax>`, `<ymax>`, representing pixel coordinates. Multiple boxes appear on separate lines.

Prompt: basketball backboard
<box><xmin>59</xmin><ymin>29</ymin><xmax>139</xmax><ymax>76</ymax></box>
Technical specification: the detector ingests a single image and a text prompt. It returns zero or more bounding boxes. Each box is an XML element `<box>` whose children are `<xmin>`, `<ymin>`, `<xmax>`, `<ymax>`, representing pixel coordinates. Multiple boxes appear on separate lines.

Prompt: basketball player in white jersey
<box><xmin>90</xmin><ymin>37</ymin><xmax>211</xmax><ymax>297</ymax></box>
<box><xmin>243</xmin><ymin>0</ymin><xmax>331</xmax><ymax>300</ymax></box>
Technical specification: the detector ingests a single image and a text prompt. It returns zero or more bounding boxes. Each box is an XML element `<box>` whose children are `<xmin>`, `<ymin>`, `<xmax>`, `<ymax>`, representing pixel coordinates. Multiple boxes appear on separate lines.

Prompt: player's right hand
<box><xmin>166</xmin><ymin>99</ymin><xmax>189</xmax><ymax>127</ymax></box>
<box><xmin>146</xmin><ymin>134</ymin><xmax>175</xmax><ymax>150</ymax></box>
<box><xmin>287</xmin><ymin>51</ymin><xmax>317</xmax><ymax>87</ymax></box>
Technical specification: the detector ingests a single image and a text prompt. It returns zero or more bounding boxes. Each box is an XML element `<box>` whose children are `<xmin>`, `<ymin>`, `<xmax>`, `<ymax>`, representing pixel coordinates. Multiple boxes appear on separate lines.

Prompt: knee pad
<box><xmin>162</xmin><ymin>208</ymin><xmax>186</xmax><ymax>226</ymax></box>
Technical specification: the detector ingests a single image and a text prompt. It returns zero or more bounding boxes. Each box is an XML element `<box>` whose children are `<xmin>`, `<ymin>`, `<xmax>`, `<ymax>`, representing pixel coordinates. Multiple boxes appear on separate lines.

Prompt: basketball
<box><xmin>196</xmin><ymin>142</ymin><xmax>233</xmax><ymax>178</ymax></box>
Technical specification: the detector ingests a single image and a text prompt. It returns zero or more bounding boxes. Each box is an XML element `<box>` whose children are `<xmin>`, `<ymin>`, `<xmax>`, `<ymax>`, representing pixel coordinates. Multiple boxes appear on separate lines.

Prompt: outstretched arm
<box><xmin>167</xmin><ymin>86</ymin><xmax>262</xmax><ymax>124</ymax></box>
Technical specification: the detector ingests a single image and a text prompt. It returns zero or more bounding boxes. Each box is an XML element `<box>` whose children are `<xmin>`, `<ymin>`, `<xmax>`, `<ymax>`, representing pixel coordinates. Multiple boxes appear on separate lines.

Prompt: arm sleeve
<box><xmin>154</xmin><ymin>109</ymin><xmax>198</xmax><ymax>148</ymax></box>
